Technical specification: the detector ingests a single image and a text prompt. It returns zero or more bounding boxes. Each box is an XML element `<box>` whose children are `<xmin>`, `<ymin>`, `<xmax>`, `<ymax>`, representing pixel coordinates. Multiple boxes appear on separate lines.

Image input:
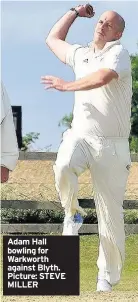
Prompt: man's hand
<box><xmin>41</xmin><ymin>76</ymin><xmax>67</xmax><ymax>91</ymax></box>
<box><xmin>1</xmin><ymin>166</ymin><xmax>9</xmax><ymax>183</ymax></box>
<box><xmin>75</xmin><ymin>4</ymin><xmax>95</xmax><ymax>18</ymax></box>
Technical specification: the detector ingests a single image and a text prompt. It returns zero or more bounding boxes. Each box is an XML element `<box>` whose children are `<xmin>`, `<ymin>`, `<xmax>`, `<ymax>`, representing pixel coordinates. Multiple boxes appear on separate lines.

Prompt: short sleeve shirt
<box><xmin>65</xmin><ymin>40</ymin><xmax>132</xmax><ymax>139</ymax></box>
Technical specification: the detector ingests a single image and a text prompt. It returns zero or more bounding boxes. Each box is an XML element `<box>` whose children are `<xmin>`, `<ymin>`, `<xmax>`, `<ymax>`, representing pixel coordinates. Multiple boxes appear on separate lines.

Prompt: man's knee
<box><xmin>54</xmin><ymin>137</ymin><xmax>86</xmax><ymax>179</ymax></box>
<box><xmin>53</xmin><ymin>160</ymin><xmax>70</xmax><ymax>182</ymax></box>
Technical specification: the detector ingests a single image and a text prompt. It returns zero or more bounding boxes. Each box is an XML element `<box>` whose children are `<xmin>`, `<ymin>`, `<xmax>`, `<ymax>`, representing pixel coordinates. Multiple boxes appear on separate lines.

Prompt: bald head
<box><xmin>93</xmin><ymin>10</ymin><xmax>125</xmax><ymax>47</ymax></box>
<box><xmin>102</xmin><ymin>11</ymin><xmax>125</xmax><ymax>33</ymax></box>
<box><xmin>115</xmin><ymin>13</ymin><xmax>125</xmax><ymax>33</ymax></box>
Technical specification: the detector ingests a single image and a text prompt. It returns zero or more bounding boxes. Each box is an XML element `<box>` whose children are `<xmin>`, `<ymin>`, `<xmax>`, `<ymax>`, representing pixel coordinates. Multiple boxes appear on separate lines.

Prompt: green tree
<box><xmin>58</xmin><ymin>112</ymin><xmax>73</xmax><ymax>129</ymax></box>
<box><xmin>129</xmin><ymin>53</ymin><xmax>138</xmax><ymax>152</ymax></box>
<box><xmin>21</xmin><ymin>132</ymin><xmax>40</xmax><ymax>151</ymax></box>
<box><xmin>130</xmin><ymin>54</ymin><xmax>138</xmax><ymax>136</ymax></box>
<box><xmin>129</xmin><ymin>136</ymin><xmax>138</xmax><ymax>153</ymax></box>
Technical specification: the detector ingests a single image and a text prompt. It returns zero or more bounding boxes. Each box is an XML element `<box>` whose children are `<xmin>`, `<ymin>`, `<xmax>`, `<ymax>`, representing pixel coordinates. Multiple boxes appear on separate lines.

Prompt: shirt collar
<box><xmin>88</xmin><ymin>40</ymin><xmax>121</xmax><ymax>57</ymax></box>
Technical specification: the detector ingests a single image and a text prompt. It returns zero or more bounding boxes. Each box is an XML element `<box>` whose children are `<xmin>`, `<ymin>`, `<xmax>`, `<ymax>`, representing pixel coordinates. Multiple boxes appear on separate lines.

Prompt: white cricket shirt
<box><xmin>65</xmin><ymin>40</ymin><xmax>132</xmax><ymax>140</ymax></box>
<box><xmin>1</xmin><ymin>82</ymin><xmax>19</xmax><ymax>170</ymax></box>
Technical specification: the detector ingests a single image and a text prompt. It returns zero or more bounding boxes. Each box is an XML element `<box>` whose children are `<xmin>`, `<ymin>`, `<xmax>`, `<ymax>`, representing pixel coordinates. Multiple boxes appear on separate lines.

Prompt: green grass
<box><xmin>0</xmin><ymin>234</ymin><xmax>138</xmax><ymax>292</ymax></box>
<box><xmin>80</xmin><ymin>234</ymin><xmax>138</xmax><ymax>292</ymax></box>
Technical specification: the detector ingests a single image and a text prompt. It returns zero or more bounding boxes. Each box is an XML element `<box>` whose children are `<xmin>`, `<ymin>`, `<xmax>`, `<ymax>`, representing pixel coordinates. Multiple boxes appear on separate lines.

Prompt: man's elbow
<box><xmin>45</xmin><ymin>36</ymin><xmax>50</xmax><ymax>46</ymax></box>
<box><xmin>100</xmin><ymin>75</ymin><xmax>118</xmax><ymax>86</ymax></box>
<box><xmin>97</xmin><ymin>76</ymin><xmax>108</xmax><ymax>87</ymax></box>
<box><xmin>98</xmin><ymin>69</ymin><xmax>118</xmax><ymax>87</ymax></box>
<box><xmin>45</xmin><ymin>36</ymin><xmax>57</xmax><ymax>48</ymax></box>
<box><xmin>45</xmin><ymin>34</ymin><xmax>53</xmax><ymax>45</ymax></box>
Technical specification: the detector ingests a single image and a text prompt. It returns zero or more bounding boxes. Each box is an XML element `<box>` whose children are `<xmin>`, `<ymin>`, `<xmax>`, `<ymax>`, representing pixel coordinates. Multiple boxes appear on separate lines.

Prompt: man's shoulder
<box><xmin>71</xmin><ymin>43</ymin><xmax>89</xmax><ymax>52</ymax></box>
<box><xmin>107</xmin><ymin>43</ymin><xmax>132</xmax><ymax>73</ymax></box>
<box><xmin>71</xmin><ymin>43</ymin><xmax>89</xmax><ymax>59</ymax></box>
<box><xmin>110</xmin><ymin>43</ymin><xmax>130</xmax><ymax>58</ymax></box>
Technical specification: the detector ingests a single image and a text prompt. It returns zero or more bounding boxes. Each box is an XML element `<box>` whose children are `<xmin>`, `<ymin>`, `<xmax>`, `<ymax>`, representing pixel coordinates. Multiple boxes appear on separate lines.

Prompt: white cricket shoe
<box><xmin>62</xmin><ymin>213</ymin><xmax>83</xmax><ymax>236</ymax></box>
<box><xmin>96</xmin><ymin>279</ymin><xmax>112</xmax><ymax>292</ymax></box>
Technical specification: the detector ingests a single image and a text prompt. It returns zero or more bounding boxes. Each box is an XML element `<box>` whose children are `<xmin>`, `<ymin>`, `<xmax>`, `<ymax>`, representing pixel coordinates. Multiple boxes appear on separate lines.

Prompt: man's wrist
<box><xmin>70</xmin><ymin>8</ymin><xmax>80</xmax><ymax>18</ymax></box>
<box><xmin>63</xmin><ymin>81</ymin><xmax>74</xmax><ymax>91</ymax></box>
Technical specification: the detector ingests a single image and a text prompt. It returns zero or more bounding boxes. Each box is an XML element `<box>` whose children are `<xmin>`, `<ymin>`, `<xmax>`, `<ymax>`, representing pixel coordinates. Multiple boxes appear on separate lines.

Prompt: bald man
<box><xmin>41</xmin><ymin>4</ymin><xmax>132</xmax><ymax>292</ymax></box>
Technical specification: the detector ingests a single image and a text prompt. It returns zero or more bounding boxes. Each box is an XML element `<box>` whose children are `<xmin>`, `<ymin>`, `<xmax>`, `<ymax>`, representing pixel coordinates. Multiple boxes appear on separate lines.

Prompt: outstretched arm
<box><xmin>41</xmin><ymin>69</ymin><xmax>118</xmax><ymax>91</ymax></box>
<box><xmin>41</xmin><ymin>47</ymin><xmax>129</xmax><ymax>91</ymax></box>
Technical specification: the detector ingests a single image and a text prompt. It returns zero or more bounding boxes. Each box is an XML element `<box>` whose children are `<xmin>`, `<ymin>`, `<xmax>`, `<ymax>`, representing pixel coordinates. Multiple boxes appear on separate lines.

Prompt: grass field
<box><xmin>80</xmin><ymin>234</ymin><xmax>138</xmax><ymax>292</ymax></box>
<box><xmin>1</xmin><ymin>234</ymin><xmax>138</xmax><ymax>302</ymax></box>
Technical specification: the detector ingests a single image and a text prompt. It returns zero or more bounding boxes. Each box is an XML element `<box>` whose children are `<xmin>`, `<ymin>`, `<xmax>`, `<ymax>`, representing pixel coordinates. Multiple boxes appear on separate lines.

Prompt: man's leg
<box><xmin>89</xmin><ymin>138</ymin><xmax>131</xmax><ymax>289</ymax></box>
<box><xmin>53</xmin><ymin>130</ymin><xmax>89</xmax><ymax>234</ymax></box>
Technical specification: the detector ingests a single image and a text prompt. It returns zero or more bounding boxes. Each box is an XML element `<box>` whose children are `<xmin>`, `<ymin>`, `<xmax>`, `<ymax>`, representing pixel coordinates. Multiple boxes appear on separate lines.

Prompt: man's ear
<box><xmin>115</xmin><ymin>32</ymin><xmax>122</xmax><ymax>40</ymax></box>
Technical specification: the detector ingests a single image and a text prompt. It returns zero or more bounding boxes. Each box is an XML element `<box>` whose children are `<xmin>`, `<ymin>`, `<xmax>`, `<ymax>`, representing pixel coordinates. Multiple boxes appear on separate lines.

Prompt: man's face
<box><xmin>94</xmin><ymin>12</ymin><xmax>122</xmax><ymax>43</ymax></box>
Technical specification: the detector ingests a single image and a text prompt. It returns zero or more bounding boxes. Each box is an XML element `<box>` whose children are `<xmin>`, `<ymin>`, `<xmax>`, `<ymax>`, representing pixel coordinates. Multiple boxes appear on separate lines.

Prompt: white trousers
<box><xmin>53</xmin><ymin>129</ymin><xmax>131</xmax><ymax>285</ymax></box>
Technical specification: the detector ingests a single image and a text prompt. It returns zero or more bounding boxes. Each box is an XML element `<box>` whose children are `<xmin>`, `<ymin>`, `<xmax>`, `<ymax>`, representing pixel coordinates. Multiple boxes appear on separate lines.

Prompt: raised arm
<box><xmin>46</xmin><ymin>4</ymin><xmax>95</xmax><ymax>63</ymax></box>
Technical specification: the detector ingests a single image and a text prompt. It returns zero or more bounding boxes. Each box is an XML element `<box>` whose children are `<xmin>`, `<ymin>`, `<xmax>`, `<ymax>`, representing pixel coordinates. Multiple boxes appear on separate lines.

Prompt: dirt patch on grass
<box><xmin>1</xmin><ymin>161</ymin><xmax>138</xmax><ymax>201</ymax></box>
